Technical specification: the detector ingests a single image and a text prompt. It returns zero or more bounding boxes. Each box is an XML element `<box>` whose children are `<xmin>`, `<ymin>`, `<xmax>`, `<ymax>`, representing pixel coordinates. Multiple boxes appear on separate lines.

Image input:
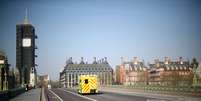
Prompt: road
<box><xmin>45</xmin><ymin>88</ymin><xmax>170</xmax><ymax>101</ymax></box>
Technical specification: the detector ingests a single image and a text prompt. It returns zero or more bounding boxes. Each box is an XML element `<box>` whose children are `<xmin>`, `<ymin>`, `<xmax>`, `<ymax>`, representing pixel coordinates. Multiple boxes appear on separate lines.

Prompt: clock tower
<box><xmin>16</xmin><ymin>9</ymin><xmax>37</xmax><ymax>86</ymax></box>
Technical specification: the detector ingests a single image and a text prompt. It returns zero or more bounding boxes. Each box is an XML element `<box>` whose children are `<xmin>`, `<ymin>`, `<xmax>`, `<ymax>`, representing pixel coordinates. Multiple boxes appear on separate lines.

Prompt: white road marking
<box><xmin>61</xmin><ymin>89</ymin><xmax>97</xmax><ymax>101</ymax></box>
<box><xmin>101</xmin><ymin>90</ymin><xmax>174</xmax><ymax>101</ymax></box>
<box><xmin>146</xmin><ymin>99</ymin><xmax>167</xmax><ymax>101</ymax></box>
<box><xmin>49</xmin><ymin>89</ymin><xmax>64</xmax><ymax>101</ymax></box>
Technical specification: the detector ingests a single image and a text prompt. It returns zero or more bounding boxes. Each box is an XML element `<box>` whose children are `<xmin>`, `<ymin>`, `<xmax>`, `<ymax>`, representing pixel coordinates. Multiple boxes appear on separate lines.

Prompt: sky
<box><xmin>0</xmin><ymin>0</ymin><xmax>201</xmax><ymax>80</ymax></box>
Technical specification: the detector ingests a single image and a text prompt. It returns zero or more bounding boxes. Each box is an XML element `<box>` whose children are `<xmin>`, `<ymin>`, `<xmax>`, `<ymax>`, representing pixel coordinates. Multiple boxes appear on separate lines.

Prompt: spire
<box><xmin>24</xmin><ymin>8</ymin><xmax>29</xmax><ymax>24</ymax></box>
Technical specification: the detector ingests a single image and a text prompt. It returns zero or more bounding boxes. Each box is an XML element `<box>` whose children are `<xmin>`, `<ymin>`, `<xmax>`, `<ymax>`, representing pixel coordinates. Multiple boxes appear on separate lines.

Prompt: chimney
<box><xmin>66</xmin><ymin>57</ymin><xmax>73</xmax><ymax>64</ymax></box>
<box><xmin>154</xmin><ymin>59</ymin><xmax>159</xmax><ymax>64</ymax></box>
<box><xmin>179</xmin><ymin>57</ymin><xmax>183</xmax><ymax>64</ymax></box>
<box><xmin>80</xmin><ymin>57</ymin><xmax>85</xmax><ymax>64</ymax></box>
<box><xmin>93</xmin><ymin>57</ymin><xmax>97</xmax><ymax>64</ymax></box>
<box><xmin>133</xmin><ymin>57</ymin><xmax>138</xmax><ymax>65</ymax></box>
<box><xmin>164</xmin><ymin>57</ymin><xmax>169</xmax><ymax>64</ymax></box>
<box><xmin>104</xmin><ymin>57</ymin><xmax>107</xmax><ymax>62</ymax></box>
<box><xmin>121</xmin><ymin>57</ymin><xmax>124</xmax><ymax>64</ymax></box>
<box><xmin>154</xmin><ymin>59</ymin><xmax>160</xmax><ymax>68</ymax></box>
<box><xmin>102</xmin><ymin>58</ymin><xmax>104</xmax><ymax>63</ymax></box>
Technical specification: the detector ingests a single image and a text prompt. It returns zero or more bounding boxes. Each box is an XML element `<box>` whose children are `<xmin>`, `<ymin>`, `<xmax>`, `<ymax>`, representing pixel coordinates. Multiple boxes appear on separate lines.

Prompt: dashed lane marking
<box><xmin>49</xmin><ymin>89</ymin><xmax>64</xmax><ymax>101</ymax></box>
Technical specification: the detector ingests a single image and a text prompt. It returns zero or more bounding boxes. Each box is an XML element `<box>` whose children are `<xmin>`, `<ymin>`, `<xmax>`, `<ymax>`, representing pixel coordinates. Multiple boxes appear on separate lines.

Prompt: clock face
<box><xmin>22</xmin><ymin>38</ymin><xmax>31</xmax><ymax>47</ymax></box>
<box><xmin>0</xmin><ymin>60</ymin><xmax>4</xmax><ymax>64</ymax></box>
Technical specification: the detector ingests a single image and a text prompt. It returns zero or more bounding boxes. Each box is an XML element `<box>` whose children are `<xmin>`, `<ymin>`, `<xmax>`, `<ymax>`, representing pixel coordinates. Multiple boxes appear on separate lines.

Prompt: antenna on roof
<box><xmin>24</xmin><ymin>8</ymin><xmax>29</xmax><ymax>24</ymax></box>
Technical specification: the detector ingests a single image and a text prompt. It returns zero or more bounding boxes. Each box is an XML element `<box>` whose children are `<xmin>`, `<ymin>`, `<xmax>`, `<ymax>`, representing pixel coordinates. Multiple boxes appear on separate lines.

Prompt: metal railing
<box><xmin>102</xmin><ymin>84</ymin><xmax>201</xmax><ymax>94</ymax></box>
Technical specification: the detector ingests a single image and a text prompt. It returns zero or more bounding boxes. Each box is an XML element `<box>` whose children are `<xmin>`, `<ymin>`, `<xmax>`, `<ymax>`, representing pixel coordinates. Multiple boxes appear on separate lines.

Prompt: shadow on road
<box><xmin>80</xmin><ymin>92</ymin><xmax>104</xmax><ymax>95</ymax></box>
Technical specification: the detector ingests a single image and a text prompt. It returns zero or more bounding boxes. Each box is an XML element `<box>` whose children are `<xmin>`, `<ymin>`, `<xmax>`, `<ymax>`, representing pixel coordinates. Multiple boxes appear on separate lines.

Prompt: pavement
<box><xmin>44</xmin><ymin>87</ymin><xmax>201</xmax><ymax>101</ymax></box>
<box><xmin>10</xmin><ymin>88</ymin><xmax>46</xmax><ymax>101</ymax></box>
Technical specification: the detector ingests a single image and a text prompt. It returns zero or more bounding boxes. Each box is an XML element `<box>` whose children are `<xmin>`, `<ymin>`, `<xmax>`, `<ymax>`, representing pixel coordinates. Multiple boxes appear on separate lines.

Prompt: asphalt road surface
<box><xmin>45</xmin><ymin>88</ymin><xmax>169</xmax><ymax>101</ymax></box>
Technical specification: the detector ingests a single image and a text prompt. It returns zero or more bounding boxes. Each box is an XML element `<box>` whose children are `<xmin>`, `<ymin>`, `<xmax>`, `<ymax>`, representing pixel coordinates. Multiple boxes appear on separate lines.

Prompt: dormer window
<box><xmin>184</xmin><ymin>66</ymin><xmax>187</xmax><ymax>70</ymax></box>
<box><xmin>171</xmin><ymin>66</ymin><xmax>174</xmax><ymax>70</ymax></box>
<box><xmin>167</xmin><ymin>66</ymin><xmax>169</xmax><ymax>70</ymax></box>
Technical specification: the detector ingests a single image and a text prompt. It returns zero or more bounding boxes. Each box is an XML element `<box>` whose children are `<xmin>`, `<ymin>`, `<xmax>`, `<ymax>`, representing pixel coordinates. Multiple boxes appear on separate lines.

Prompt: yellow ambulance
<box><xmin>78</xmin><ymin>75</ymin><xmax>98</xmax><ymax>94</ymax></box>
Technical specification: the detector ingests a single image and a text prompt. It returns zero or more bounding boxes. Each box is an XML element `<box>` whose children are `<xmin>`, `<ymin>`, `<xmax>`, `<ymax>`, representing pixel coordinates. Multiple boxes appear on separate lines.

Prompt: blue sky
<box><xmin>0</xmin><ymin>0</ymin><xmax>201</xmax><ymax>80</ymax></box>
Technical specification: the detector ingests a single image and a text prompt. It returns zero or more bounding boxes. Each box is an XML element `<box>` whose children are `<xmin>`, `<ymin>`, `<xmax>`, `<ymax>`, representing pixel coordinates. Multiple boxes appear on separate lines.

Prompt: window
<box><xmin>167</xmin><ymin>66</ymin><xmax>169</xmax><ymax>70</ymax></box>
<box><xmin>85</xmin><ymin>79</ymin><xmax>88</xmax><ymax>84</ymax></box>
<box><xmin>184</xmin><ymin>67</ymin><xmax>187</xmax><ymax>70</ymax></box>
<box><xmin>171</xmin><ymin>66</ymin><xmax>174</xmax><ymax>70</ymax></box>
<box><xmin>180</xmin><ymin>66</ymin><xmax>182</xmax><ymax>70</ymax></box>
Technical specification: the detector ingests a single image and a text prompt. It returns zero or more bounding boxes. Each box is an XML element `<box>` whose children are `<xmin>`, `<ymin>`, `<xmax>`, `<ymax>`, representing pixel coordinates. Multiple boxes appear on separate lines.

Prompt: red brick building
<box><xmin>116</xmin><ymin>57</ymin><xmax>148</xmax><ymax>85</ymax></box>
<box><xmin>148</xmin><ymin>57</ymin><xmax>193</xmax><ymax>86</ymax></box>
<box><xmin>116</xmin><ymin>57</ymin><xmax>194</xmax><ymax>86</ymax></box>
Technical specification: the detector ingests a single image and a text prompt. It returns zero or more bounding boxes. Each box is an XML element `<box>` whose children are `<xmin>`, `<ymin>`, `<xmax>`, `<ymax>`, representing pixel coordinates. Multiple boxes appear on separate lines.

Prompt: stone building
<box><xmin>0</xmin><ymin>50</ymin><xmax>16</xmax><ymax>91</ymax></box>
<box><xmin>59</xmin><ymin>57</ymin><xmax>113</xmax><ymax>88</ymax></box>
<box><xmin>148</xmin><ymin>57</ymin><xmax>193</xmax><ymax>86</ymax></box>
<box><xmin>0</xmin><ymin>50</ymin><xmax>9</xmax><ymax>91</ymax></box>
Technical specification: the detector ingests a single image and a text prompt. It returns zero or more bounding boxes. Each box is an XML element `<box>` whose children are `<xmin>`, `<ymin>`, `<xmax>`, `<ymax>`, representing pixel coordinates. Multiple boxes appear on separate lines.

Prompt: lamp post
<box><xmin>0</xmin><ymin>65</ymin><xmax>1</xmax><ymax>91</ymax></box>
<box><xmin>0</xmin><ymin>59</ymin><xmax>5</xmax><ymax>91</ymax></box>
<box><xmin>191</xmin><ymin>58</ymin><xmax>199</xmax><ymax>87</ymax></box>
<box><xmin>193</xmin><ymin>65</ymin><xmax>198</xmax><ymax>86</ymax></box>
<box><xmin>3</xmin><ymin>69</ymin><xmax>8</xmax><ymax>90</ymax></box>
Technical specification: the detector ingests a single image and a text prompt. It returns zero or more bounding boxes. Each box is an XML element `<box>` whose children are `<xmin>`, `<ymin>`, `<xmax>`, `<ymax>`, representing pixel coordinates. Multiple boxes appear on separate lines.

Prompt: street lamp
<box><xmin>3</xmin><ymin>68</ymin><xmax>8</xmax><ymax>90</ymax></box>
<box><xmin>193</xmin><ymin>68</ymin><xmax>197</xmax><ymax>86</ymax></box>
<box><xmin>0</xmin><ymin>59</ymin><xmax>4</xmax><ymax>91</ymax></box>
<box><xmin>191</xmin><ymin>58</ymin><xmax>199</xmax><ymax>87</ymax></box>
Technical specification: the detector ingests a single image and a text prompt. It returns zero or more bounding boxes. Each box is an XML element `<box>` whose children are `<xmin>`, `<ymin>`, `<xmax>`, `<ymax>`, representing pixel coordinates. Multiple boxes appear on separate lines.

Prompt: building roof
<box><xmin>149</xmin><ymin>58</ymin><xmax>190</xmax><ymax>71</ymax></box>
<box><xmin>66</xmin><ymin>63</ymin><xmax>111</xmax><ymax>68</ymax></box>
<box><xmin>61</xmin><ymin>57</ymin><xmax>113</xmax><ymax>72</ymax></box>
<box><xmin>122</xmin><ymin>61</ymin><xmax>147</xmax><ymax>71</ymax></box>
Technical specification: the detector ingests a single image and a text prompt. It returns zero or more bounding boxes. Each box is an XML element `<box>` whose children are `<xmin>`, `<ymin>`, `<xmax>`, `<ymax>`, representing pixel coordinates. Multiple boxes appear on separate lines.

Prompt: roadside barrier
<box><xmin>0</xmin><ymin>87</ymin><xmax>26</xmax><ymax>100</ymax></box>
